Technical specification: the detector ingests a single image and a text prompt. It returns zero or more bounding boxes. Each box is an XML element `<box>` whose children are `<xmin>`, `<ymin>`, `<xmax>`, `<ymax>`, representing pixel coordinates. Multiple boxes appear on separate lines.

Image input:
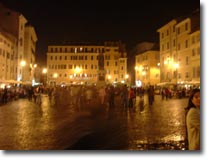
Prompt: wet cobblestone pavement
<box><xmin>0</xmin><ymin>94</ymin><xmax>188</xmax><ymax>150</ymax></box>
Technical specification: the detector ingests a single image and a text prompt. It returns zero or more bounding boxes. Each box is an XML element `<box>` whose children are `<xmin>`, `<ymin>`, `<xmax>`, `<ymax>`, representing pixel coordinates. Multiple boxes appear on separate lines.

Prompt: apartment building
<box><xmin>135</xmin><ymin>42</ymin><xmax>160</xmax><ymax>87</ymax></box>
<box><xmin>23</xmin><ymin>25</ymin><xmax>38</xmax><ymax>84</ymax></box>
<box><xmin>0</xmin><ymin>27</ymin><xmax>17</xmax><ymax>83</ymax></box>
<box><xmin>46</xmin><ymin>42</ymin><xmax>127</xmax><ymax>86</ymax></box>
<box><xmin>0</xmin><ymin>3</ymin><xmax>37</xmax><ymax>85</ymax></box>
<box><xmin>157</xmin><ymin>9</ymin><xmax>200</xmax><ymax>86</ymax></box>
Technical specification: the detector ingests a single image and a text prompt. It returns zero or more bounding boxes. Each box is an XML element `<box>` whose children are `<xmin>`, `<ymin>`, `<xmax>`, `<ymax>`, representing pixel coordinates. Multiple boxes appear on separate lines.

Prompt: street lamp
<box><xmin>107</xmin><ymin>75</ymin><xmax>111</xmax><ymax>84</ymax></box>
<box><xmin>42</xmin><ymin>68</ymin><xmax>47</xmax><ymax>86</ymax></box>
<box><xmin>42</xmin><ymin>68</ymin><xmax>47</xmax><ymax>74</ymax></box>
<box><xmin>30</xmin><ymin>63</ymin><xmax>37</xmax><ymax>85</ymax></box>
<box><xmin>75</xmin><ymin>66</ymin><xmax>81</xmax><ymax>74</ymax></box>
<box><xmin>53</xmin><ymin>73</ymin><xmax>58</xmax><ymax>86</ymax></box>
<box><xmin>125</xmin><ymin>74</ymin><xmax>129</xmax><ymax>84</ymax></box>
<box><xmin>20</xmin><ymin>60</ymin><xmax>26</xmax><ymax>67</ymax></box>
<box><xmin>164</xmin><ymin>57</ymin><xmax>172</xmax><ymax>82</ymax></box>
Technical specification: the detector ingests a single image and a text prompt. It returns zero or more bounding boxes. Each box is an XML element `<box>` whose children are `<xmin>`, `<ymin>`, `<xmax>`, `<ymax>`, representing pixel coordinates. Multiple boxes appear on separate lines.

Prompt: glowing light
<box><xmin>53</xmin><ymin>73</ymin><xmax>58</xmax><ymax>78</ymax></box>
<box><xmin>174</xmin><ymin>63</ymin><xmax>179</xmax><ymax>69</ymax></box>
<box><xmin>75</xmin><ymin>67</ymin><xmax>81</xmax><ymax>73</ymax></box>
<box><xmin>42</xmin><ymin>68</ymin><xmax>47</xmax><ymax>74</ymax></box>
<box><xmin>20</xmin><ymin>60</ymin><xmax>26</xmax><ymax>66</ymax></box>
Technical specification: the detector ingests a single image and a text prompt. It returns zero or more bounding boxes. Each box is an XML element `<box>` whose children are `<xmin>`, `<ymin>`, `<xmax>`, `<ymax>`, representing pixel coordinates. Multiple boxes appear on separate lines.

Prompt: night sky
<box><xmin>0</xmin><ymin>0</ymin><xmax>199</xmax><ymax>66</ymax></box>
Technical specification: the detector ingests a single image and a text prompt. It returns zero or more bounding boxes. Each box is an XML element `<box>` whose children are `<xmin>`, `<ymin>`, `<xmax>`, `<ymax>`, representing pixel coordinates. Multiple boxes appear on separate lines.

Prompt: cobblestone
<box><xmin>0</xmin><ymin>94</ymin><xmax>188</xmax><ymax>150</ymax></box>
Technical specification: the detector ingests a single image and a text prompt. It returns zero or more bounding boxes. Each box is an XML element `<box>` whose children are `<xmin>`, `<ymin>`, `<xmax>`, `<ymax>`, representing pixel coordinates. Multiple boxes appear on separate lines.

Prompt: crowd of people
<box><xmin>0</xmin><ymin>83</ymin><xmax>200</xmax><ymax>150</ymax></box>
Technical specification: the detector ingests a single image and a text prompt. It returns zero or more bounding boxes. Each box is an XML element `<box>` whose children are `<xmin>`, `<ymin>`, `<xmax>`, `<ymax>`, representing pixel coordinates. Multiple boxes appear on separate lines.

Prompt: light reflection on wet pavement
<box><xmin>0</xmin><ymin>95</ymin><xmax>188</xmax><ymax>150</ymax></box>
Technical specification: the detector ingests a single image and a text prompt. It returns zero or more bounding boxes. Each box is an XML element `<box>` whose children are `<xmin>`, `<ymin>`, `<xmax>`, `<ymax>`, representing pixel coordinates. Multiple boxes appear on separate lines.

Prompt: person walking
<box><xmin>148</xmin><ymin>86</ymin><xmax>154</xmax><ymax>105</ymax></box>
<box><xmin>185</xmin><ymin>88</ymin><xmax>200</xmax><ymax>150</ymax></box>
<box><xmin>120</xmin><ymin>84</ymin><xmax>128</xmax><ymax>108</ymax></box>
<box><xmin>128</xmin><ymin>87</ymin><xmax>135</xmax><ymax>108</ymax></box>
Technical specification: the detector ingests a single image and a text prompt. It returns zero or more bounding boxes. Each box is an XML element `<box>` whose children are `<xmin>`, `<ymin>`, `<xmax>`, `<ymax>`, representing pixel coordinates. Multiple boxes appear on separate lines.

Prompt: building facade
<box><xmin>0</xmin><ymin>3</ymin><xmax>37</xmax><ymax>85</ymax></box>
<box><xmin>135</xmin><ymin>42</ymin><xmax>160</xmax><ymax>87</ymax></box>
<box><xmin>46</xmin><ymin>42</ymin><xmax>128</xmax><ymax>86</ymax></box>
<box><xmin>23</xmin><ymin>25</ymin><xmax>38</xmax><ymax>84</ymax></box>
<box><xmin>157</xmin><ymin>10</ymin><xmax>200</xmax><ymax>87</ymax></box>
<box><xmin>0</xmin><ymin>27</ymin><xmax>17</xmax><ymax>83</ymax></box>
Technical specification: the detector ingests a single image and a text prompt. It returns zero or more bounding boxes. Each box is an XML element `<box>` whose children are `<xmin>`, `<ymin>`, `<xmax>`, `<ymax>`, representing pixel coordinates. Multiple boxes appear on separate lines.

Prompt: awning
<box><xmin>0</xmin><ymin>79</ymin><xmax>22</xmax><ymax>84</ymax></box>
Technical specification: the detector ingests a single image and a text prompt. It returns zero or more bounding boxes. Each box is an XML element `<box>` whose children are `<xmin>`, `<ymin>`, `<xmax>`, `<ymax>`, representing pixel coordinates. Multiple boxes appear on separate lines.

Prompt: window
<box><xmin>186</xmin><ymin>56</ymin><xmax>189</xmax><ymax>65</ymax></box>
<box><xmin>185</xmin><ymin>40</ymin><xmax>188</xmax><ymax>48</ymax></box>
<box><xmin>192</xmin><ymin>49</ymin><xmax>195</xmax><ymax>56</ymax></box>
<box><xmin>167</xmin><ymin>42</ymin><xmax>169</xmax><ymax>49</ymax></box>
<box><xmin>173</xmin><ymin>25</ymin><xmax>175</xmax><ymax>32</ymax></box>
<box><xmin>197</xmin><ymin>47</ymin><xmax>200</xmax><ymax>55</ymax></box>
<box><xmin>79</xmin><ymin>56</ymin><xmax>83</xmax><ymax>60</ymax></box>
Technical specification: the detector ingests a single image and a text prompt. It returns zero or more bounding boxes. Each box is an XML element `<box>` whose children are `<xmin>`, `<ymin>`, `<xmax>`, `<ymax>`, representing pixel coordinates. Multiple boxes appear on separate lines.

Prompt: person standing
<box><xmin>108</xmin><ymin>85</ymin><xmax>115</xmax><ymax>108</ymax></box>
<box><xmin>185</xmin><ymin>88</ymin><xmax>200</xmax><ymax>150</ymax></box>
